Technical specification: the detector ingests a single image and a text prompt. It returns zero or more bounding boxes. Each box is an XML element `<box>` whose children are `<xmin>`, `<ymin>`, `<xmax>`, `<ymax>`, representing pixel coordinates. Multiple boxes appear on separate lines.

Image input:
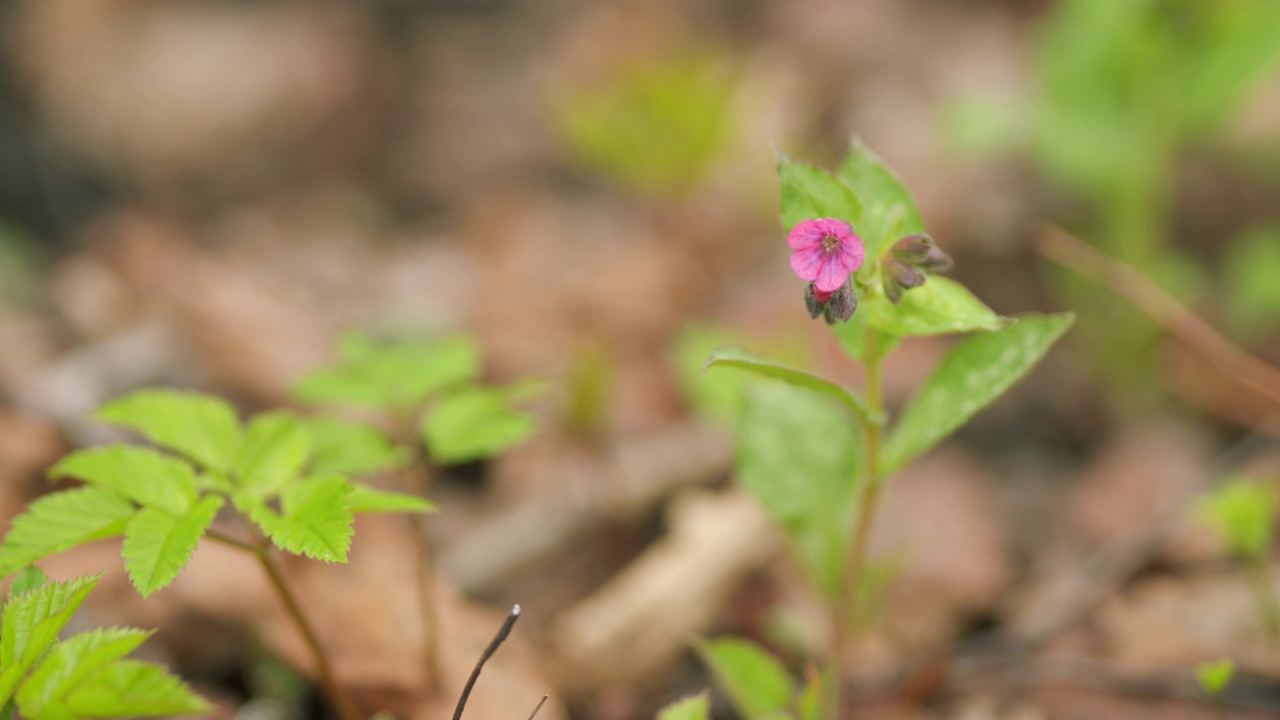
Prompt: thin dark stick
<box><xmin>452</xmin><ymin>604</ymin><xmax>521</xmax><ymax>720</ymax></box>
<box><xmin>526</xmin><ymin>694</ymin><xmax>549</xmax><ymax>720</ymax></box>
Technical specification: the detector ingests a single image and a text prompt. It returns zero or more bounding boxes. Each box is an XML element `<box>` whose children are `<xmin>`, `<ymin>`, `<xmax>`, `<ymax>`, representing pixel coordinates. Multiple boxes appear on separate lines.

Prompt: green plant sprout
<box><xmin>293</xmin><ymin>333</ymin><xmax>540</xmax><ymax>695</ymax></box>
<box><xmin>1197</xmin><ymin>477</ymin><xmax>1280</xmax><ymax>645</ymax></box>
<box><xmin>0</xmin><ymin>388</ymin><xmax>435</xmax><ymax>720</ymax></box>
<box><xmin>0</xmin><ymin>567</ymin><xmax>207</xmax><ymax>719</ymax></box>
<box><xmin>1196</xmin><ymin>657</ymin><xmax>1236</xmax><ymax>698</ymax></box>
<box><xmin>693</xmin><ymin>139</ymin><xmax>1073</xmax><ymax>719</ymax></box>
<box><xmin>945</xmin><ymin>0</ymin><xmax>1280</xmax><ymax>390</ymax></box>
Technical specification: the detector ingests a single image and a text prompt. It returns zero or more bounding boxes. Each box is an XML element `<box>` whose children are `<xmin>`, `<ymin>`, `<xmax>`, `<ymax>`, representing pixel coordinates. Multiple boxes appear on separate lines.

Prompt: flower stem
<box><xmin>394</xmin><ymin>411</ymin><xmax>444</xmax><ymax>697</ymax></box>
<box><xmin>206</xmin><ymin>531</ymin><xmax>363</xmax><ymax>720</ymax></box>
<box><xmin>832</xmin><ymin>323</ymin><xmax>888</xmax><ymax>719</ymax></box>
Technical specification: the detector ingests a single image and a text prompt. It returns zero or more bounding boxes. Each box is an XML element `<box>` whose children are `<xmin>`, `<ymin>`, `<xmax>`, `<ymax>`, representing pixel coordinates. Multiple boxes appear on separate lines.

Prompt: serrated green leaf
<box><xmin>251</xmin><ymin>476</ymin><xmax>353</xmax><ymax>563</ymax></box>
<box><xmin>50</xmin><ymin>445</ymin><xmax>197</xmax><ymax>516</ymax></box>
<box><xmin>294</xmin><ymin>334</ymin><xmax>480</xmax><ymax>410</ymax></box>
<box><xmin>299</xmin><ymin>417</ymin><xmax>405</xmax><ymax>477</ymax></box>
<box><xmin>777</xmin><ymin>151</ymin><xmax>863</xmax><ymax>231</ymax></box>
<box><xmin>122</xmin><ymin>496</ymin><xmax>224</xmax><ymax>597</ymax></box>
<box><xmin>423</xmin><ymin>385</ymin><xmax>537</xmax><ymax>465</ymax></box>
<box><xmin>16</xmin><ymin>628</ymin><xmax>152</xmax><ymax>716</ymax></box>
<box><xmin>835</xmin><ymin>137</ymin><xmax>926</xmax><ymax>256</ymax></box>
<box><xmin>738</xmin><ymin>383</ymin><xmax>860</xmax><ymax>599</ymax></box>
<box><xmin>656</xmin><ymin>692</ymin><xmax>710</xmax><ymax>720</ymax></box>
<box><xmin>96</xmin><ymin>390</ymin><xmax>241</xmax><ymax>473</ymax></box>
<box><xmin>236</xmin><ymin>412</ymin><xmax>310</xmax><ymax>495</ymax></box>
<box><xmin>348</xmin><ymin>484</ymin><xmax>435</xmax><ymax>515</ymax></box>
<box><xmin>704</xmin><ymin>346</ymin><xmax>875</xmax><ymax>425</ymax></box>
<box><xmin>7</xmin><ymin>568</ymin><xmax>48</xmax><ymax>598</ymax></box>
<box><xmin>61</xmin><ymin>659</ymin><xmax>210</xmax><ymax>717</ymax></box>
<box><xmin>697</xmin><ymin>638</ymin><xmax>793</xmax><ymax>719</ymax></box>
<box><xmin>0</xmin><ymin>575</ymin><xmax>100</xmax><ymax>705</ymax></box>
<box><xmin>881</xmin><ymin>313</ymin><xmax>1074</xmax><ymax>476</ymax></box>
<box><xmin>0</xmin><ymin>488</ymin><xmax>137</xmax><ymax>578</ymax></box>
<box><xmin>860</xmin><ymin>277</ymin><xmax>1009</xmax><ymax>337</ymax></box>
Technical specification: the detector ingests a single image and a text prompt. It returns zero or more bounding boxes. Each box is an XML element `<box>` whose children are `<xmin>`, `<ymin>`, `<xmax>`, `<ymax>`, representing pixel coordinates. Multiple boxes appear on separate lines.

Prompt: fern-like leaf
<box><xmin>96</xmin><ymin>389</ymin><xmax>241</xmax><ymax>473</ymax></box>
<box><xmin>348</xmin><ymin>484</ymin><xmax>435</xmax><ymax>514</ymax></box>
<box><xmin>0</xmin><ymin>575</ymin><xmax>101</xmax><ymax>705</ymax></box>
<box><xmin>50</xmin><ymin>445</ymin><xmax>197</xmax><ymax>516</ymax></box>
<box><xmin>15</xmin><ymin>627</ymin><xmax>152</xmax><ymax>716</ymax></box>
<box><xmin>57</xmin><ymin>659</ymin><xmax>210</xmax><ymax>717</ymax></box>
<box><xmin>122</xmin><ymin>497</ymin><xmax>224</xmax><ymax>597</ymax></box>
<box><xmin>250</xmin><ymin>476</ymin><xmax>354</xmax><ymax>563</ymax></box>
<box><xmin>235</xmin><ymin>411</ymin><xmax>310</xmax><ymax>495</ymax></box>
<box><xmin>0</xmin><ymin>488</ymin><xmax>136</xmax><ymax>578</ymax></box>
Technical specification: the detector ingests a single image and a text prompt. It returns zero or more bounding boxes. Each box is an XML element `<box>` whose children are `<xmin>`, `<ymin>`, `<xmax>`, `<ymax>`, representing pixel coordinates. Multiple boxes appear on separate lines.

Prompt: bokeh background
<box><xmin>2</xmin><ymin>0</ymin><xmax>1280</xmax><ymax>718</ymax></box>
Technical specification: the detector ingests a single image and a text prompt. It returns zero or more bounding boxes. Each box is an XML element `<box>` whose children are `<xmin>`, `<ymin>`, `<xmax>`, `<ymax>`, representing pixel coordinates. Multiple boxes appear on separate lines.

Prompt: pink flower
<box><xmin>787</xmin><ymin>218</ymin><xmax>864</xmax><ymax>293</ymax></box>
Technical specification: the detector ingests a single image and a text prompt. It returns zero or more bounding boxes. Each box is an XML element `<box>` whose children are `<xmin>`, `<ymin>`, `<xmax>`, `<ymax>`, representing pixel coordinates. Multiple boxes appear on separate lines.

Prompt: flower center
<box><xmin>821</xmin><ymin>233</ymin><xmax>841</xmax><ymax>254</ymax></box>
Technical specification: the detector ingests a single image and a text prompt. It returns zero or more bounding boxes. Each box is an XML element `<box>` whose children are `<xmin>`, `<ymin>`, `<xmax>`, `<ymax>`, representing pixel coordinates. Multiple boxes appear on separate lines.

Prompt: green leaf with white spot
<box><xmin>704</xmin><ymin>346</ymin><xmax>875</xmax><ymax>425</ymax></box>
<box><xmin>50</xmin><ymin>445</ymin><xmax>197</xmax><ymax>516</ymax></box>
<box><xmin>122</xmin><ymin>496</ymin><xmax>224</xmax><ymax>597</ymax></box>
<box><xmin>737</xmin><ymin>383</ymin><xmax>860</xmax><ymax>599</ymax></box>
<box><xmin>348</xmin><ymin>484</ymin><xmax>435</xmax><ymax>514</ymax></box>
<box><xmin>299</xmin><ymin>416</ymin><xmax>405</xmax><ymax>477</ymax></box>
<box><xmin>0</xmin><ymin>575</ymin><xmax>100</xmax><ymax>705</ymax></box>
<box><xmin>58</xmin><ymin>659</ymin><xmax>210</xmax><ymax>717</ymax></box>
<box><xmin>882</xmin><ymin>313</ymin><xmax>1074</xmax><ymax>476</ymax></box>
<box><xmin>656</xmin><ymin>693</ymin><xmax>710</xmax><ymax>720</ymax></box>
<box><xmin>250</xmin><ymin>475</ymin><xmax>354</xmax><ymax>563</ymax></box>
<box><xmin>836</xmin><ymin>137</ymin><xmax>926</xmax><ymax>256</ymax></box>
<box><xmin>96</xmin><ymin>390</ymin><xmax>241</xmax><ymax>473</ymax></box>
<box><xmin>15</xmin><ymin>627</ymin><xmax>152</xmax><ymax>716</ymax></box>
<box><xmin>0</xmin><ymin>488</ymin><xmax>137</xmax><ymax>578</ymax></box>
<box><xmin>697</xmin><ymin>638</ymin><xmax>793</xmax><ymax>719</ymax></box>
<box><xmin>860</xmin><ymin>277</ymin><xmax>1009</xmax><ymax>337</ymax></box>
<box><xmin>236</xmin><ymin>411</ymin><xmax>310</xmax><ymax>495</ymax></box>
<box><xmin>777</xmin><ymin>151</ymin><xmax>863</xmax><ymax>230</ymax></box>
<box><xmin>423</xmin><ymin>384</ymin><xmax>538</xmax><ymax>465</ymax></box>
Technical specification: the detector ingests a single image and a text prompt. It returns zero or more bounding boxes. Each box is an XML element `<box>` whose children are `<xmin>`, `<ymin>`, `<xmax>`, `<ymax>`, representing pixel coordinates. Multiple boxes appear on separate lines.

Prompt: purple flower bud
<box><xmin>883</xmin><ymin>258</ymin><xmax>925</xmax><ymax>305</ymax></box>
<box><xmin>823</xmin><ymin>275</ymin><xmax>858</xmax><ymax>323</ymax></box>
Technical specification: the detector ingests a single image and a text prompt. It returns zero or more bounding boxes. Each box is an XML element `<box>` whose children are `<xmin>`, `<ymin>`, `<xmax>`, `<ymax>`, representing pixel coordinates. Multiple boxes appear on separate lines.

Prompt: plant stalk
<box><xmin>206</xmin><ymin>531</ymin><xmax>363</xmax><ymax>720</ymax></box>
<box><xmin>395</xmin><ymin>412</ymin><xmax>444</xmax><ymax>696</ymax></box>
<box><xmin>831</xmin><ymin>322</ymin><xmax>888</xmax><ymax>719</ymax></box>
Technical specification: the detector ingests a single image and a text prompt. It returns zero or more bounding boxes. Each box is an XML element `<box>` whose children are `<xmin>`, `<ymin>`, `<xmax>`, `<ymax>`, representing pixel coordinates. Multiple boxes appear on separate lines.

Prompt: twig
<box><xmin>453</xmin><ymin>604</ymin><xmax>521</xmax><ymax>720</ymax></box>
<box><xmin>525</xmin><ymin>694</ymin><xmax>549</xmax><ymax>720</ymax></box>
<box><xmin>1036</xmin><ymin>225</ymin><xmax>1280</xmax><ymax>410</ymax></box>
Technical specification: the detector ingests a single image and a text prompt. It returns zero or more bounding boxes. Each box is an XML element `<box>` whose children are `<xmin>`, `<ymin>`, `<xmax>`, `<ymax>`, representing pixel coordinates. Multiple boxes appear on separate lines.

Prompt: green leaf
<box><xmin>96</xmin><ymin>390</ymin><xmax>241</xmax><ymax>473</ymax></box>
<box><xmin>1196</xmin><ymin>479</ymin><xmax>1274</xmax><ymax>560</ymax></box>
<box><xmin>423</xmin><ymin>385</ymin><xmax>538</xmax><ymax>465</ymax></box>
<box><xmin>656</xmin><ymin>692</ymin><xmax>710</xmax><ymax>720</ymax></box>
<box><xmin>881</xmin><ymin>313</ymin><xmax>1074</xmax><ymax>476</ymax></box>
<box><xmin>670</xmin><ymin>324</ymin><xmax>750</xmax><ymax>427</ymax></box>
<box><xmin>348</xmin><ymin>484</ymin><xmax>435</xmax><ymax>515</ymax></box>
<box><xmin>0</xmin><ymin>575</ymin><xmax>100</xmax><ymax>705</ymax></box>
<box><xmin>704</xmin><ymin>347</ymin><xmax>876</xmax><ymax>425</ymax></box>
<box><xmin>835</xmin><ymin>137</ymin><xmax>926</xmax><ymax>256</ymax></box>
<box><xmin>7</xmin><ymin>568</ymin><xmax>48</xmax><ymax>598</ymax></box>
<box><xmin>250</xmin><ymin>476</ymin><xmax>354</xmax><ymax>563</ymax></box>
<box><xmin>1196</xmin><ymin>658</ymin><xmax>1235</xmax><ymax>697</ymax></box>
<box><xmin>50</xmin><ymin>445</ymin><xmax>197</xmax><ymax>516</ymax></box>
<box><xmin>0</xmin><ymin>488</ymin><xmax>137</xmax><ymax>578</ymax></box>
<box><xmin>737</xmin><ymin>383</ymin><xmax>860</xmax><ymax>599</ymax></box>
<box><xmin>236</xmin><ymin>411</ymin><xmax>310</xmax><ymax>495</ymax></box>
<box><xmin>299</xmin><ymin>417</ymin><xmax>404</xmax><ymax>477</ymax></box>
<box><xmin>122</xmin><ymin>496</ymin><xmax>224</xmax><ymax>597</ymax></box>
<box><xmin>697</xmin><ymin>638</ymin><xmax>793</xmax><ymax>719</ymax></box>
<box><xmin>294</xmin><ymin>334</ymin><xmax>480</xmax><ymax>410</ymax></box>
<box><xmin>860</xmin><ymin>277</ymin><xmax>1010</xmax><ymax>337</ymax></box>
<box><xmin>61</xmin><ymin>659</ymin><xmax>210</xmax><ymax>717</ymax></box>
<box><xmin>777</xmin><ymin>151</ymin><xmax>863</xmax><ymax>231</ymax></box>
<box><xmin>15</xmin><ymin>628</ymin><xmax>152</xmax><ymax>717</ymax></box>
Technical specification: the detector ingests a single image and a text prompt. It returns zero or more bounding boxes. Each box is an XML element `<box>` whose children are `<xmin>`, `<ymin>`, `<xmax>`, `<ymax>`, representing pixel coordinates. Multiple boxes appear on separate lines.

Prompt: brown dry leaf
<box><xmin>546</xmin><ymin>488</ymin><xmax>779</xmax><ymax>692</ymax></box>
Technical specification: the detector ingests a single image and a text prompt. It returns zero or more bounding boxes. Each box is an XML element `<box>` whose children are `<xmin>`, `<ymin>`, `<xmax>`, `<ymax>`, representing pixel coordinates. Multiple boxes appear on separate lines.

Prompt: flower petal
<box><xmin>786</xmin><ymin>219</ymin><xmax>826</xmax><ymax>250</ymax></box>
<box><xmin>813</xmin><ymin>218</ymin><xmax>853</xmax><ymax>240</ymax></box>
<box><xmin>837</xmin><ymin>232</ymin><xmax>865</xmax><ymax>273</ymax></box>
<box><xmin>789</xmin><ymin>246</ymin><xmax>825</xmax><ymax>281</ymax></box>
<box><xmin>813</xmin><ymin>256</ymin><xmax>848</xmax><ymax>293</ymax></box>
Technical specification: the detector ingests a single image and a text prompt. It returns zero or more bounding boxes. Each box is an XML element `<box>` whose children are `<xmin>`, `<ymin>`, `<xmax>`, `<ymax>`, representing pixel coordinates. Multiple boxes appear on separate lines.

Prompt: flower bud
<box><xmin>890</xmin><ymin>233</ymin><xmax>953</xmax><ymax>272</ymax></box>
<box><xmin>882</xmin><ymin>258</ymin><xmax>925</xmax><ymax>305</ymax></box>
<box><xmin>823</xmin><ymin>275</ymin><xmax>858</xmax><ymax>323</ymax></box>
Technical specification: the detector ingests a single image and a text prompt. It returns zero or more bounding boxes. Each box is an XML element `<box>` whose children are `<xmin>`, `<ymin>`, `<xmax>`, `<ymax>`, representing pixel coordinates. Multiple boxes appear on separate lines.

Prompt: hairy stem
<box><xmin>832</xmin><ymin>323</ymin><xmax>888</xmax><ymax>719</ymax></box>
<box><xmin>206</xmin><ymin>531</ymin><xmax>363</xmax><ymax>720</ymax></box>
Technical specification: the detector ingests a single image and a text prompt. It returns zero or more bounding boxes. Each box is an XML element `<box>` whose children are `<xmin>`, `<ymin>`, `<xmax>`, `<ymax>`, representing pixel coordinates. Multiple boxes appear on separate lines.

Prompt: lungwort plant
<box><xmin>0</xmin><ymin>386</ymin><xmax>439</xmax><ymax>720</ymax></box>
<box><xmin>694</xmin><ymin>139</ymin><xmax>1074</xmax><ymax>719</ymax></box>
